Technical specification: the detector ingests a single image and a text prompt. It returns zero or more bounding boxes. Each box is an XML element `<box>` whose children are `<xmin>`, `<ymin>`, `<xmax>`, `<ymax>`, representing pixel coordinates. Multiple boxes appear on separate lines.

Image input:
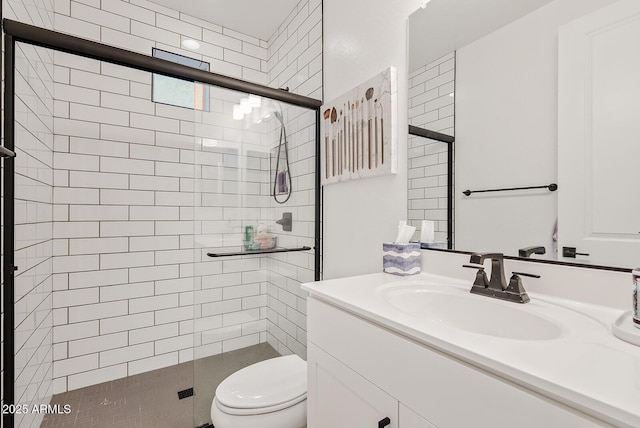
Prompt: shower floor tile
<box><xmin>40</xmin><ymin>343</ymin><xmax>280</xmax><ymax>428</ymax></box>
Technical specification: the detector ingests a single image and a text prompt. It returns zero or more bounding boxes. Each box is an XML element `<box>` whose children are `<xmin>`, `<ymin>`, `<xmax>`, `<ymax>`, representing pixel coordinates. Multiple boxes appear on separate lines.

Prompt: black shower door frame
<box><xmin>2</xmin><ymin>18</ymin><xmax>322</xmax><ymax>427</ymax></box>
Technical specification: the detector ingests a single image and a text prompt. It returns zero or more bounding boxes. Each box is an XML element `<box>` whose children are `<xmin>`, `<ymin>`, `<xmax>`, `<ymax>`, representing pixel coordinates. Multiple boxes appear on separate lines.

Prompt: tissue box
<box><xmin>382</xmin><ymin>242</ymin><xmax>421</xmax><ymax>276</ymax></box>
<box><xmin>421</xmin><ymin>241</ymin><xmax>447</xmax><ymax>249</ymax></box>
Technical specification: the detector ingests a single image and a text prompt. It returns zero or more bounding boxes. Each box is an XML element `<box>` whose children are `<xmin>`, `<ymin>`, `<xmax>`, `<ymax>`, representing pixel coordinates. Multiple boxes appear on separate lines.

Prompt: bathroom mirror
<box><xmin>408</xmin><ymin>0</ymin><xmax>640</xmax><ymax>270</ymax></box>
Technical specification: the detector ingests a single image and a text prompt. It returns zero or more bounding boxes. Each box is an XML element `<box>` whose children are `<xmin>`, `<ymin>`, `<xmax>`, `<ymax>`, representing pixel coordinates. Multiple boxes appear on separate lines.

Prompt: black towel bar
<box><xmin>463</xmin><ymin>183</ymin><xmax>557</xmax><ymax>196</ymax></box>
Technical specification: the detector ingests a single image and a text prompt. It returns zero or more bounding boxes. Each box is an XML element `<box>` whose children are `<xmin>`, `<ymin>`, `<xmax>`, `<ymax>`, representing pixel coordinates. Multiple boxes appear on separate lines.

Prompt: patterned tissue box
<box><xmin>382</xmin><ymin>242</ymin><xmax>421</xmax><ymax>276</ymax></box>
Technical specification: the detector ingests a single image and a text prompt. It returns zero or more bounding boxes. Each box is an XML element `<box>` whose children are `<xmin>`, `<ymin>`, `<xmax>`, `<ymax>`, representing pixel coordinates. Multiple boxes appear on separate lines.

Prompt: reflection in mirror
<box><xmin>408</xmin><ymin>53</ymin><xmax>455</xmax><ymax>248</ymax></box>
<box><xmin>408</xmin><ymin>0</ymin><xmax>639</xmax><ymax>270</ymax></box>
<box><xmin>408</xmin><ymin>126</ymin><xmax>453</xmax><ymax>248</ymax></box>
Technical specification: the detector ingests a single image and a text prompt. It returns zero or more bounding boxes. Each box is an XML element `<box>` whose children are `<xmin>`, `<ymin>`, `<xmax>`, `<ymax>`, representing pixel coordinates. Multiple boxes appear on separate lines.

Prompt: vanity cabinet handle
<box><xmin>378</xmin><ymin>417</ymin><xmax>391</xmax><ymax>428</ymax></box>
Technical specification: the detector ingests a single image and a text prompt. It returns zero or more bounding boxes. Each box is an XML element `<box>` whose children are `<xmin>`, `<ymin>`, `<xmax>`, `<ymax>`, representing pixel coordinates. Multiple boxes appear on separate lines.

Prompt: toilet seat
<box><xmin>214</xmin><ymin>354</ymin><xmax>307</xmax><ymax>416</ymax></box>
<box><xmin>211</xmin><ymin>396</ymin><xmax>307</xmax><ymax>428</ymax></box>
<box><xmin>214</xmin><ymin>393</ymin><xmax>306</xmax><ymax>416</ymax></box>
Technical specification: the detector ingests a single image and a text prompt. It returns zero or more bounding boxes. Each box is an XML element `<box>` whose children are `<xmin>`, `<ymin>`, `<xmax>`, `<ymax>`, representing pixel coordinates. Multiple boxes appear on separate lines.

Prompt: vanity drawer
<box><xmin>307</xmin><ymin>342</ymin><xmax>399</xmax><ymax>428</ymax></box>
<box><xmin>307</xmin><ymin>297</ymin><xmax>613</xmax><ymax>428</ymax></box>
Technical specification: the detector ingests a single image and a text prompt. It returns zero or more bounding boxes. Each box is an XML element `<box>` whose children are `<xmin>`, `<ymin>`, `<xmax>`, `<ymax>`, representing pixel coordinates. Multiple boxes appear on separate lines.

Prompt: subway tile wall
<box><xmin>51</xmin><ymin>53</ymin><xmax>273</xmax><ymax>392</ymax></box>
<box><xmin>268</xmin><ymin>0</ymin><xmax>323</xmax><ymax>99</ymax></box>
<box><xmin>54</xmin><ymin>0</ymin><xmax>269</xmax><ymax>86</ymax></box>
<box><xmin>3</xmin><ymin>1</ymin><xmax>55</xmax><ymax>427</ymax></box>
<box><xmin>13</xmin><ymin>41</ymin><xmax>55</xmax><ymax>428</ymax></box>
<box><xmin>264</xmin><ymin>0</ymin><xmax>321</xmax><ymax>359</ymax></box>
<box><xmin>45</xmin><ymin>0</ymin><xmax>321</xmax><ymax>392</ymax></box>
<box><xmin>192</xmin><ymin>95</ymin><xmax>272</xmax><ymax>362</ymax></box>
<box><xmin>264</xmin><ymin>107</ymin><xmax>317</xmax><ymax>359</ymax></box>
<box><xmin>407</xmin><ymin>52</ymin><xmax>455</xmax><ymax>244</ymax></box>
<box><xmin>3</xmin><ymin>0</ymin><xmax>321</xmax><ymax>403</ymax></box>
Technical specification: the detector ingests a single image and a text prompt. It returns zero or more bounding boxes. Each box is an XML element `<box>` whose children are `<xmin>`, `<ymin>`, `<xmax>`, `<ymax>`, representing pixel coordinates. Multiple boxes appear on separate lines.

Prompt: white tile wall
<box><xmin>4</xmin><ymin>0</ymin><xmax>322</xmax><ymax>401</ymax></box>
<box><xmin>3</xmin><ymin>1</ymin><xmax>55</xmax><ymax>427</ymax></box>
<box><xmin>191</xmin><ymin>112</ymin><xmax>272</xmax><ymax>359</ymax></box>
<box><xmin>263</xmin><ymin>0</ymin><xmax>322</xmax><ymax>359</ymax></box>
<box><xmin>267</xmin><ymin>0</ymin><xmax>323</xmax><ymax>99</ymax></box>
<box><xmin>49</xmin><ymin>34</ymin><xmax>276</xmax><ymax>395</ymax></box>
<box><xmin>54</xmin><ymin>0</ymin><xmax>268</xmax><ymax>85</ymax></box>
<box><xmin>408</xmin><ymin>52</ymin><xmax>455</xmax><ymax>244</ymax></box>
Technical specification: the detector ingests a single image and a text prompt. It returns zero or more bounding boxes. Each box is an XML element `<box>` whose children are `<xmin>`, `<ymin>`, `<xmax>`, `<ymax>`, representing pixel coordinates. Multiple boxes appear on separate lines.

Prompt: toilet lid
<box><xmin>215</xmin><ymin>355</ymin><xmax>307</xmax><ymax>410</ymax></box>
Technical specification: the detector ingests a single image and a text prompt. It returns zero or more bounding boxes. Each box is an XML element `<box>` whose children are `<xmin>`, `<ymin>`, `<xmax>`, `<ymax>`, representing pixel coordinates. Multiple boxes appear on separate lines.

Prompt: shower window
<box><xmin>152</xmin><ymin>48</ymin><xmax>210</xmax><ymax>111</ymax></box>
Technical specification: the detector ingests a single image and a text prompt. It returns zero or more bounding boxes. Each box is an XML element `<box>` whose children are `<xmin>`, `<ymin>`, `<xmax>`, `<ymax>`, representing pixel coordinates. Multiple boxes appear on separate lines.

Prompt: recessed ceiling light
<box><xmin>182</xmin><ymin>39</ymin><xmax>200</xmax><ymax>50</ymax></box>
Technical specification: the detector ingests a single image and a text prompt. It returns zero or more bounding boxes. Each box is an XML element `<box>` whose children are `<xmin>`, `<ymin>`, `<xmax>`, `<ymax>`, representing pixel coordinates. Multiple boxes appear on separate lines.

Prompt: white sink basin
<box><xmin>377</xmin><ymin>282</ymin><xmax>563</xmax><ymax>340</ymax></box>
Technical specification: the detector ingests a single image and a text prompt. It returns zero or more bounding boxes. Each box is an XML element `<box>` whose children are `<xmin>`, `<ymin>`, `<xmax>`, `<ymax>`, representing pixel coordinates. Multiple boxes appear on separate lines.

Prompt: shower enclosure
<box><xmin>3</xmin><ymin>19</ymin><xmax>320</xmax><ymax>428</ymax></box>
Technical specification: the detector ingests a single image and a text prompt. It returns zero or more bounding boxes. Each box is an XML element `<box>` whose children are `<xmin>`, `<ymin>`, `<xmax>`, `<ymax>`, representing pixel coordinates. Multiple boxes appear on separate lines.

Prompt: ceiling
<box><xmin>409</xmin><ymin>0</ymin><xmax>554</xmax><ymax>71</ymax></box>
<box><xmin>147</xmin><ymin>0</ymin><xmax>299</xmax><ymax>40</ymax></box>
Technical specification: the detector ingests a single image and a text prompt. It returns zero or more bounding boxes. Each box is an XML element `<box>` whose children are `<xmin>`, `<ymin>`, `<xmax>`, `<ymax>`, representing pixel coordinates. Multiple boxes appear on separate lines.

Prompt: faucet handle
<box><xmin>462</xmin><ymin>263</ymin><xmax>485</xmax><ymax>270</ymax></box>
<box><xmin>511</xmin><ymin>271</ymin><xmax>540</xmax><ymax>278</ymax></box>
<box><xmin>463</xmin><ymin>263</ymin><xmax>489</xmax><ymax>289</ymax></box>
<box><xmin>505</xmin><ymin>271</ymin><xmax>539</xmax><ymax>303</ymax></box>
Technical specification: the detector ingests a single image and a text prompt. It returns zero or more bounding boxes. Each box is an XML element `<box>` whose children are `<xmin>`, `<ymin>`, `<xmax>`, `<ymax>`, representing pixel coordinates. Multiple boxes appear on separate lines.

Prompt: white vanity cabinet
<box><xmin>399</xmin><ymin>405</ymin><xmax>437</xmax><ymax>428</ymax></box>
<box><xmin>306</xmin><ymin>297</ymin><xmax>612</xmax><ymax>428</ymax></box>
<box><xmin>308</xmin><ymin>343</ymin><xmax>398</xmax><ymax>428</ymax></box>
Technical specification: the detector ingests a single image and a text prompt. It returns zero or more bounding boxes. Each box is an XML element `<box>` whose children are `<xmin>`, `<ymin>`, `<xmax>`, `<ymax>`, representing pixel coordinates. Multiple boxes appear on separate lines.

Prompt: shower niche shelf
<box><xmin>207</xmin><ymin>246</ymin><xmax>312</xmax><ymax>258</ymax></box>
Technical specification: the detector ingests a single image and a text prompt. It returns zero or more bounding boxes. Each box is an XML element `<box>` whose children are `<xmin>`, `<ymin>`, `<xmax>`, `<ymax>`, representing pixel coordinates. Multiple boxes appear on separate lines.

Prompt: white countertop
<box><xmin>302</xmin><ymin>272</ymin><xmax>640</xmax><ymax>427</ymax></box>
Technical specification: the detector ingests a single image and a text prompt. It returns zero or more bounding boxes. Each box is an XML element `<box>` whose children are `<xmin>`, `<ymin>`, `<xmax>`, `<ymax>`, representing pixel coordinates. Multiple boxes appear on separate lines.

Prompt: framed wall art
<box><xmin>321</xmin><ymin>66</ymin><xmax>397</xmax><ymax>185</ymax></box>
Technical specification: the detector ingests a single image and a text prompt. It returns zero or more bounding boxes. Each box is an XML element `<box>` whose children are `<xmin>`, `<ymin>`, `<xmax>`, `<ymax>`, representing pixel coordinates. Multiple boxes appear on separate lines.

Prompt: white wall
<box><xmin>454</xmin><ymin>0</ymin><xmax>616</xmax><ymax>257</ymax></box>
<box><xmin>322</xmin><ymin>0</ymin><xmax>418</xmax><ymax>279</ymax></box>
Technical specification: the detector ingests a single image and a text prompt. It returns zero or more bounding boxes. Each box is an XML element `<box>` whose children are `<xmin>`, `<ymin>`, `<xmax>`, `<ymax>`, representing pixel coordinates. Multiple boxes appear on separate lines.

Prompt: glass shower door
<box><xmin>9</xmin><ymin>40</ymin><xmax>203</xmax><ymax>428</ymax></box>
<box><xmin>191</xmin><ymin>84</ymin><xmax>317</xmax><ymax>427</ymax></box>
<box><xmin>4</xmin><ymin>20</ymin><xmax>319</xmax><ymax>428</ymax></box>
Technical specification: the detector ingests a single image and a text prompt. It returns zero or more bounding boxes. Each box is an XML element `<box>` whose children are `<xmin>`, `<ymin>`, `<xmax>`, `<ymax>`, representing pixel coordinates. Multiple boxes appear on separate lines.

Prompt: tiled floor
<box><xmin>40</xmin><ymin>343</ymin><xmax>280</xmax><ymax>428</ymax></box>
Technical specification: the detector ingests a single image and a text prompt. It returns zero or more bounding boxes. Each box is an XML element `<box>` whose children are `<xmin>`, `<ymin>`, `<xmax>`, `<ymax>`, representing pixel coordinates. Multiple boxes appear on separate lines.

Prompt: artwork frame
<box><xmin>321</xmin><ymin>67</ymin><xmax>397</xmax><ymax>185</ymax></box>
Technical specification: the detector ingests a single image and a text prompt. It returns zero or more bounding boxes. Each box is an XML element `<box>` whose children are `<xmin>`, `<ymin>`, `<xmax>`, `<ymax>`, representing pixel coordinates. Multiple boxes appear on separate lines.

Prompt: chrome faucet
<box><xmin>463</xmin><ymin>252</ymin><xmax>537</xmax><ymax>304</ymax></box>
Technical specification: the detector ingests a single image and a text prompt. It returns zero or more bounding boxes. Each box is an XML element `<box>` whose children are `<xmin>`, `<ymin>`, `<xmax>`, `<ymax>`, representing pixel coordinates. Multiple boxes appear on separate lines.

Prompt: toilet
<box><xmin>210</xmin><ymin>354</ymin><xmax>307</xmax><ymax>428</ymax></box>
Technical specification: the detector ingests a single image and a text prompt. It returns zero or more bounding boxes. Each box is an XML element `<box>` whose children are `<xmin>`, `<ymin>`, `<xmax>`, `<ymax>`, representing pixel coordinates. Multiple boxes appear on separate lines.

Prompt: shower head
<box><xmin>258</xmin><ymin>99</ymin><xmax>284</xmax><ymax>125</ymax></box>
<box><xmin>273</xmin><ymin>110</ymin><xmax>285</xmax><ymax>126</ymax></box>
<box><xmin>272</xmin><ymin>104</ymin><xmax>291</xmax><ymax>204</ymax></box>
